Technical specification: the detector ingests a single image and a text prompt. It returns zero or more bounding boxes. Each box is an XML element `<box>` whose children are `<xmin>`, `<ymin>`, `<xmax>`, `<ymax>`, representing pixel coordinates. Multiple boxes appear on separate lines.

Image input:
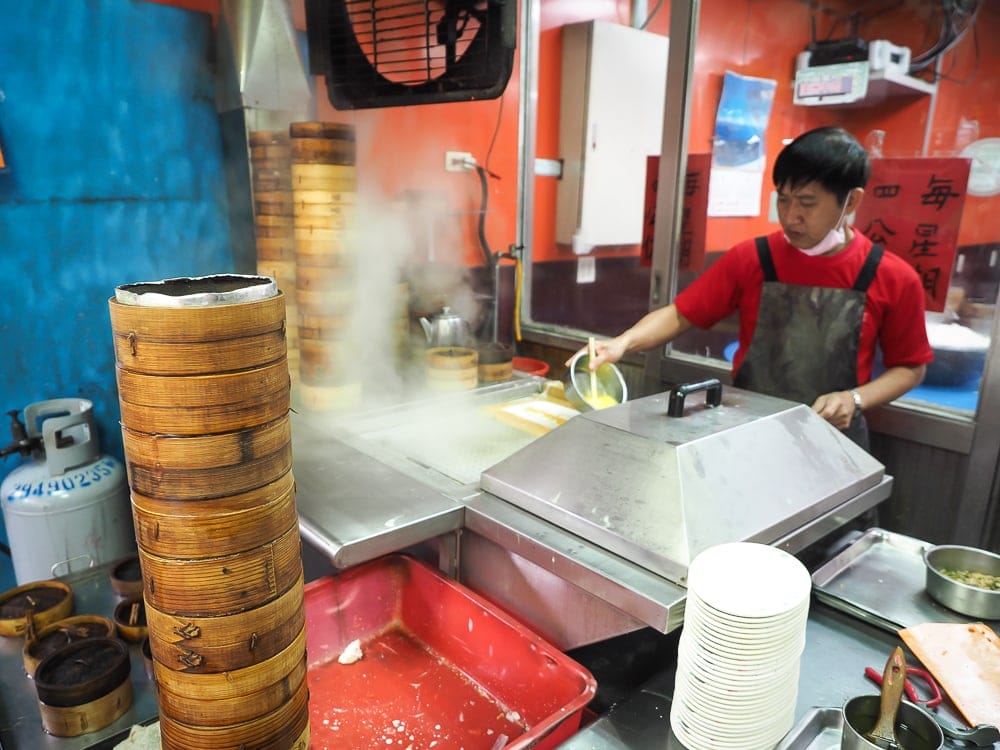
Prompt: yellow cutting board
<box><xmin>899</xmin><ymin>622</ymin><xmax>1000</xmax><ymax>727</ymax></box>
<box><xmin>486</xmin><ymin>393</ymin><xmax>581</xmax><ymax>436</ymax></box>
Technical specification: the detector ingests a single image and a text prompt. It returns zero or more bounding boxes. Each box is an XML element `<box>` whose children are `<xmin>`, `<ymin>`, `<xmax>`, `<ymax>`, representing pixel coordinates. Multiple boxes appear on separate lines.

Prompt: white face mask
<box><xmin>786</xmin><ymin>199</ymin><xmax>850</xmax><ymax>257</ymax></box>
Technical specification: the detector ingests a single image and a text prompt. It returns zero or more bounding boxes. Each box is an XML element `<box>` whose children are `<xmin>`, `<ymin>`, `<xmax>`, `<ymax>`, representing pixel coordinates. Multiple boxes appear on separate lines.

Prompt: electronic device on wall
<box><xmin>304</xmin><ymin>0</ymin><xmax>516</xmax><ymax>110</ymax></box>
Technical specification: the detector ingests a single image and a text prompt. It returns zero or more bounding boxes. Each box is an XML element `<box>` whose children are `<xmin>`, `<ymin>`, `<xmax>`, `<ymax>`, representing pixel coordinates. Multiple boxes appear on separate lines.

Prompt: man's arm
<box><xmin>812</xmin><ymin>364</ymin><xmax>927</xmax><ymax>430</ymax></box>
<box><xmin>571</xmin><ymin>304</ymin><xmax>693</xmax><ymax>369</ymax></box>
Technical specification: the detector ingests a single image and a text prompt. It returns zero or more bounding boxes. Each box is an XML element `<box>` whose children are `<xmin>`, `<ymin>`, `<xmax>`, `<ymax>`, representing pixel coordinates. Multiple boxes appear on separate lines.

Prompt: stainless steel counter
<box><xmin>557</xmin><ymin>601</ymin><xmax>987</xmax><ymax>749</ymax></box>
<box><xmin>0</xmin><ymin>565</ymin><xmax>158</xmax><ymax>750</ymax></box>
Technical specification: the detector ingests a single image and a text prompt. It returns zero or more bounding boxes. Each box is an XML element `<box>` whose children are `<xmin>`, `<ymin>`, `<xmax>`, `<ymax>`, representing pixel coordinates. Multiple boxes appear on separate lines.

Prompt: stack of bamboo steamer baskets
<box><xmin>108</xmin><ymin>275</ymin><xmax>308</xmax><ymax>750</ymax></box>
<box><xmin>290</xmin><ymin>121</ymin><xmax>360</xmax><ymax>412</ymax></box>
<box><xmin>249</xmin><ymin>130</ymin><xmax>299</xmax><ymax>382</ymax></box>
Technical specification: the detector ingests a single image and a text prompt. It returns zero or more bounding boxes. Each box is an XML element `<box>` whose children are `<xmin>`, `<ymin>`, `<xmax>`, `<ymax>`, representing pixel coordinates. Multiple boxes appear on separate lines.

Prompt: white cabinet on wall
<box><xmin>556</xmin><ymin>20</ymin><xmax>669</xmax><ymax>253</ymax></box>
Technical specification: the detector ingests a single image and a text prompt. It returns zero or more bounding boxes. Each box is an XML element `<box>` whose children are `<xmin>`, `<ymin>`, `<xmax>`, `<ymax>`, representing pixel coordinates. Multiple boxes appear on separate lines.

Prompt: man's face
<box><xmin>775</xmin><ymin>181</ymin><xmax>846</xmax><ymax>250</ymax></box>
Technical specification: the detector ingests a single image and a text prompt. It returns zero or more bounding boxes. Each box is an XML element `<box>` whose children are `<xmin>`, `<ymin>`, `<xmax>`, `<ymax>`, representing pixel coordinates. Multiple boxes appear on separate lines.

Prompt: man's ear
<box><xmin>846</xmin><ymin>187</ymin><xmax>864</xmax><ymax>215</ymax></box>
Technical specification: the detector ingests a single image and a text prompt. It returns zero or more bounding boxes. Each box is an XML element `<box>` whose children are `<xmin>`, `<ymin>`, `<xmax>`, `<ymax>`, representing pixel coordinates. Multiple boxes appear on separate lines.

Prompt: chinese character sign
<box><xmin>854</xmin><ymin>158</ymin><xmax>971</xmax><ymax>312</ymax></box>
<box><xmin>641</xmin><ymin>153</ymin><xmax>710</xmax><ymax>271</ymax></box>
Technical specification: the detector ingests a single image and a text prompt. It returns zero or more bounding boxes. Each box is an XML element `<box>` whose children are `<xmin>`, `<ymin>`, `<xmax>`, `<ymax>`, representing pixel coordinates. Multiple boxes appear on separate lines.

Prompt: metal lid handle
<box><xmin>667</xmin><ymin>379</ymin><xmax>723</xmax><ymax>417</ymax></box>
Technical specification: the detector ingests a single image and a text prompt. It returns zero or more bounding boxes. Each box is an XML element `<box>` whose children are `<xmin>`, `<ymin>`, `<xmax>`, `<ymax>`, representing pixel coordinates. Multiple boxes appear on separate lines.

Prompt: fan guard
<box><xmin>305</xmin><ymin>0</ymin><xmax>516</xmax><ymax>110</ymax></box>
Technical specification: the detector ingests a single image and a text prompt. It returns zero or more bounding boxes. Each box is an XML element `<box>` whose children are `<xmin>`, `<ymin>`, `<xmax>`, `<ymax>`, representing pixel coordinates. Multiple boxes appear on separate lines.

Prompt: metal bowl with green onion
<box><xmin>923</xmin><ymin>544</ymin><xmax>1000</xmax><ymax>620</ymax></box>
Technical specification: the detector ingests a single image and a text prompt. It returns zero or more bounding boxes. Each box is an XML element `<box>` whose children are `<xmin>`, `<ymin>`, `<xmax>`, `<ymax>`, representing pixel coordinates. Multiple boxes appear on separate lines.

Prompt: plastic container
<box><xmin>512</xmin><ymin>356</ymin><xmax>550</xmax><ymax>377</ymax></box>
<box><xmin>304</xmin><ymin>554</ymin><xmax>596</xmax><ymax>750</ymax></box>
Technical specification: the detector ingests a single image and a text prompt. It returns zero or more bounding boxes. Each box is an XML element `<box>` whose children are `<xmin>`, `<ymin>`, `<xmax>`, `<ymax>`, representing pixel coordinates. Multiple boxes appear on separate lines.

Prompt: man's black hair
<box><xmin>772</xmin><ymin>126</ymin><xmax>871</xmax><ymax>205</ymax></box>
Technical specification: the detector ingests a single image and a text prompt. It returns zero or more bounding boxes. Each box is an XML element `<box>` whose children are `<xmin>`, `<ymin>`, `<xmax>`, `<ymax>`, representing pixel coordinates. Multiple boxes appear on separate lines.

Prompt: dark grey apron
<box><xmin>734</xmin><ymin>237</ymin><xmax>884</xmax><ymax>450</ymax></box>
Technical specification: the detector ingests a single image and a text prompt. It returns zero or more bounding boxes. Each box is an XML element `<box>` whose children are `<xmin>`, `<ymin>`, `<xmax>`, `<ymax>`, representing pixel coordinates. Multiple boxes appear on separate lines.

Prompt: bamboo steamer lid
<box><xmin>156</xmin><ymin>652</ymin><xmax>306</xmax><ymax>727</ymax></box>
<box><xmin>154</xmin><ymin>625</ymin><xmax>304</xmax><ymax>700</ymax></box>
<box><xmin>131</xmin><ymin>471</ymin><xmax>297</xmax><ymax>558</ymax></box>
<box><xmin>297</xmin><ymin>313</ymin><xmax>351</xmax><ymax>340</ymax></box>
<box><xmin>109</xmin><ymin>288</ymin><xmax>285</xmax><ymax>344</ymax></box>
<box><xmin>254</xmin><ymin>236</ymin><xmax>296</xmax><ymax>261</ymax></box>
<box><xmin>426</xmin><ymin>347</ymin><xmax>479</xmax><ymax>391</ymax></box>
<box><xmin>123</xmin><ymin>417</ymin><xmax>292</xmax><ymax>500</ymax></box>
<box><xmin>0</xmin><ymin>580</ymin><xmax>74</xmax><ymax>638</ymax></box>
<box><xmin>292</xmin><ymin>189</ymin><xmax>356</xmax><ymax>205</ymax></box>
<box><xmin>297</xmin><ymin>382</ymin><xmax>361</xmax><ymax>412</ymax></box>
<box><xmin>34</xmin><ymin>637</ymin><xmax>132</xmax><ymax>737</ymax></box>
<box><xmin>112</xmin><ymin>327</ymin><xmax>286</xmax><ymax>376</ymax></box>
<box><xmin>116</xmin><ymin>358</ymin><xmax>289</xmax><ymax>409</ymax></box>
<box><xmin>117</xmin><ymin>385</ymin><xmax>290</xmax><ymax>436</ymax></box>
<box><xmin>109</xmin><ymin>555</ymin><xmax>144</xmax><ymax>597</ymax></box>
<box><xmin>248</xmin><ymin>130</ymin><xmax>289</xmax><ymax>147</ymax></box>
<box><xmin>145</xmin><ymin>571</ymin><xmax>304</xmax><ymax>673</ymax></box>
<box><xmin>139</xmin><ymin>526</ymin><xmax>302</xmax><ymax>617</ymax></box>
<box><xmin>22</xmin><ymin>614</ymin><xmax>117</xmax><ymax>677</ymax></box>
<box><xmin>289</xmin><ymin>121</ymin><xmax>355</xmax><ymax>140</ymax></box>
<box><xmin>291</xmin><ymin>163</ymin><xmax>356</xmax><ymax>191</ymax></box>
<box><xmin>158</xmin><ymin>677</ymin><xmax>309</xmax><ymax>750</ymax></box>
<box><xmin>113</xmin><ymin>596</ymin><xmax>148</xmax><ymax>643</ymax></box>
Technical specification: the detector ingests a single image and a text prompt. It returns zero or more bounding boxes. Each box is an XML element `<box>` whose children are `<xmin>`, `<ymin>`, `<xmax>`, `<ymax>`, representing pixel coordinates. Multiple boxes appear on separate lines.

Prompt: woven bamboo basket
<box><xmin>139</xmin><ymin>525</ymin><xmax>302</xmax><ymax>617</ymax></box>
<box><xmin>109</xmin><ymin>555</ymin><xmax>143</xmax><ymax>597</ymax></box>
<box><xmin>156</xmin><ymin>650</ymin><xmax>306</xmax><ymax>726</ymax></box>
<box><xmin>158</xmin><ymin>679</ymin><xmax>309</xmax><ymax>750</ymax></box>
<box><xmin>113</xmin><ymin>595</ymin><xmax>148</xmax><ymax>643</ymax></box>
<box><xmin>0</xmin><ymin>580</ymin><xmax>74</xmax><ymax>638</ymax></box>
<box><xmin>145</xmin><ymin>571</ymin><xmax>304</xmax><ymax>673</ymax></box>
<box><xmin>131</xmin><ymin>471</ymin><xmax>297</xmax><ymax>558</ymax></box>
<box><xmin>117</xmin><ymin>388</ymin><xmax>290</xmax><ymax>437</ymax></box>
<box><xmin>122</xmin><ymin>415</ymin><xmax>292</xmax><ymax>500</ymax></box>
<box><xmin>34</xmin><ymin>637</ymin><xmax>132</xmax><ymax>737</ymax></box>
<box><xmin>22</xmin><ymin>614</ymin><xmax>117</xmax><ymax>677</ymax></box>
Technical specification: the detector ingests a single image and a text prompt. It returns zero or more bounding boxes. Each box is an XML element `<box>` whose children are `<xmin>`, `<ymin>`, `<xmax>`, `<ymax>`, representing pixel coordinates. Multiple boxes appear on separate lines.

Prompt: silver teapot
<box><xmin>419</xmin><ymin>306</ymin><xmax>473</xmax><ymax>348</ymax></box>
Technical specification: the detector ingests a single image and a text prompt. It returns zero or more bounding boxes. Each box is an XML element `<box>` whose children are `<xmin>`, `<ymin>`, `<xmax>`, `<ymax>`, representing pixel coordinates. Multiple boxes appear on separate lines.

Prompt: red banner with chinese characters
<box><xmin>641</xmin><ymin>153</ymin><xmax>710</xmax><ymax>271</ymax></box>
<box><xmin>854</xmin><ymin>157</ymin><xmax>971</xmax><ymax>312</ymax></box>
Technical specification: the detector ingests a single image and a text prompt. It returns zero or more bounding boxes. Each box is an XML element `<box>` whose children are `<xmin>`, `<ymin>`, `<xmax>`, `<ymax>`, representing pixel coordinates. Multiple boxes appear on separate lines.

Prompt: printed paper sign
<box><xmin>642</xmin><ymin>153</ymin><xmax>710</xmax><ymax>271</ymax></box>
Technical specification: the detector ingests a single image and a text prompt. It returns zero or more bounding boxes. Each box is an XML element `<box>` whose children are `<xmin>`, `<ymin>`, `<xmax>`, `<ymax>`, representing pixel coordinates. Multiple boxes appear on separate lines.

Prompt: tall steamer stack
<box><xmin>249</xmin><ymin>130</ymin><xmax>299</xmax><ymax>382</ymax></box>
<box><xmin>289</xmin><ymin>121</ymin><xmax>361</xmax><ymax>411</ymax></box>
<box><xmin>108</xmin><ymin>275</ymin><xmax>308</xmax><ymax>750</ymax></box>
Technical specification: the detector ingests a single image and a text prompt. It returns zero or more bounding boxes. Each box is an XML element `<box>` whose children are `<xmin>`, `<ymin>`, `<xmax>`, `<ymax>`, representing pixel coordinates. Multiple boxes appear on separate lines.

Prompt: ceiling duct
<box><xmin>216</xmin><ymin>0</ymin><xmax>313</xmax><ymax>115</ymax></box>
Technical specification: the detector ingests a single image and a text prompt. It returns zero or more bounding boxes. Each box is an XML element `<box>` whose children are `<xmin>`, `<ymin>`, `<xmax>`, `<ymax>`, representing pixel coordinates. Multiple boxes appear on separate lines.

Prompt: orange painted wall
<box><xmin>155</xmin><ymin>0</ymin><xmax>997</xmax><ymax>266</ymax></box>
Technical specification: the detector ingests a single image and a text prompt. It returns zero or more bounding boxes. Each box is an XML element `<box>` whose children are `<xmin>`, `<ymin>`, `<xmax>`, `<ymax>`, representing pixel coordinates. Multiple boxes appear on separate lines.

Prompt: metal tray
<box><xmin>811</xmin><ymin>528</ymin><xmax>1000</xmax><ymax>635</ymax></box>
<box><xmin>775</xmin><ymin>707</ymin><xmax>843</xmax><ymax>750</ymax></box>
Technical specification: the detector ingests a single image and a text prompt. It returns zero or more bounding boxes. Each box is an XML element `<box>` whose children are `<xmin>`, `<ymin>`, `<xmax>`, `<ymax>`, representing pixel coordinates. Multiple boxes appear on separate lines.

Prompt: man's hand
<box><xmin>811</xmin><ymin>390</ymin><xmax>857</xmax><ymax>430</ymax></box>
<box><xmin>565</xmin><ymin>337</ymin><xmax>627</xmax><ymax>370</ymax></box>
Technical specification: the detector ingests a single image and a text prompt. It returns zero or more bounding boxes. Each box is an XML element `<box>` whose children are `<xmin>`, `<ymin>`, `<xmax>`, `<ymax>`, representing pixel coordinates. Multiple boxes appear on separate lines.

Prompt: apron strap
<box><xmin>852</xmin><ymin>244</ymin><xmax>885</xmax><ymax>291</ymax></box>
<box><xmin>754</xmin><ymin>236</ymin><xmax>778</xmax><ymax>281</ymax></box>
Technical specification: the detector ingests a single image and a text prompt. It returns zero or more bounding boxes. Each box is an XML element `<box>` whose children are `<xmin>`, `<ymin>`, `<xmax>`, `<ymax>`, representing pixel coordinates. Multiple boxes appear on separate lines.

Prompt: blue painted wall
<box><xmin>0</xmin><ymin>0</ymin><xmax>233</xmax><ymax>486</ymax></box>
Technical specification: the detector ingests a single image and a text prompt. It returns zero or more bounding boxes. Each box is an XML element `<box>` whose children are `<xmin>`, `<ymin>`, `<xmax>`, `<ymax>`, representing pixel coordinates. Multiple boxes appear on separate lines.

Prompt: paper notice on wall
<box><xmin>854</xmin><ymin>157</ymin><xmax>971</xmax><ymax>312</ymax></box>
<box><xmin>707</xmin><ymin>71</ymin><xmax>777</xmax><ymax>217</ymax></box>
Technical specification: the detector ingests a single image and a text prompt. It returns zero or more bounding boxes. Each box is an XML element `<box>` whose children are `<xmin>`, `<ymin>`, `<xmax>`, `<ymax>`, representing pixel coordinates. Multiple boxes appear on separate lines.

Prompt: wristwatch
<box><xmin>850</xmin><ymin>389</ymin><xmax>864</xmax><ymax>413</ymax></box>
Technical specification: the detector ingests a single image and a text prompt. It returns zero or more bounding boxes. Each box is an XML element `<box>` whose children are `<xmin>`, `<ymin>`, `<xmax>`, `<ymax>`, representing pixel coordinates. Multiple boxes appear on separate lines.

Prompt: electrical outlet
<box><xmin>445</xmin><ymin>151</ymin><xmax>474</xmax><ymax>172</ymax></box>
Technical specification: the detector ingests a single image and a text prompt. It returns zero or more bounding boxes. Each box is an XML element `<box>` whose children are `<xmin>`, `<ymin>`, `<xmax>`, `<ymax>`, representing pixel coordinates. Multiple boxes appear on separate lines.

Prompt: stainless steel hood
<box><xmin>480</xmin><ymin>385</ymin><xmax>886</xmax><ymax>586</ymax></box>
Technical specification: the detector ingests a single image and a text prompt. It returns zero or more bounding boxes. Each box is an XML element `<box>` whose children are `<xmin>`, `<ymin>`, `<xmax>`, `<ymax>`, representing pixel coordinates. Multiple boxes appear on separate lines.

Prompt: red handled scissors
<box><xmin>864</xmin><ymin>664</ymin><xmax>943</xmax><ymax>709</ymax></box>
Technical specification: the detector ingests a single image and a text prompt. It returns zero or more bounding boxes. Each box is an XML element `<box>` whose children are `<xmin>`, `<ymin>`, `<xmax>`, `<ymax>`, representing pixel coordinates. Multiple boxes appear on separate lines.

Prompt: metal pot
<box><xmin>842</xmin><ymin>696</ymin><xmax>943</xmax><ymax>750</ymax></box>
<box><xmin>565</xmin><ymin>350</ymin><xmax>627</xmax><ymax>411</ymax></box>
<box><xmin>924</xmin><ymin>544</ymin><xmax>1000</xmax><ymax>619</ymax></box>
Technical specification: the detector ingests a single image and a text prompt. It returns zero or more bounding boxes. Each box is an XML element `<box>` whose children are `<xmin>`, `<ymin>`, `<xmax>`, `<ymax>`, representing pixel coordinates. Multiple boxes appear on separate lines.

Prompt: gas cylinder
<box><xmin>0</xmin><ymin>398</ymin><xmax>135</xmax><ymax>584</ymax></box>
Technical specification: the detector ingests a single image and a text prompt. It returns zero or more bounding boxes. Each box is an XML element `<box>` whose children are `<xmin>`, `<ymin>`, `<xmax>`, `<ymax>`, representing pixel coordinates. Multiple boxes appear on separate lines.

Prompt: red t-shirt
<box><xmin>674</xmin><ymin>229</ymin><xmax>934</xmax><ymax>383</ymax></box>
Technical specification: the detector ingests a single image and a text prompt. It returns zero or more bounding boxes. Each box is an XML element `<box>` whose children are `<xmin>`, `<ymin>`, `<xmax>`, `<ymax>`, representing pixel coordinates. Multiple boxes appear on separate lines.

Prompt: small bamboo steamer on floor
<box><xmin>131</xmin><ymin>471</ymin><xmax>297</xmax><ymax>558</ymax></box>
<box><xmin>34</xmin><ymin>637</ymin><xmax>132</xmax><ymax>737</ymax></box>
<box><xmin>22</xmin><ymin>614</ymin><xmax>117</xmax><ymax>677</ymax></box>
<box><xmin>426</xmin><ymin>346</ymin><xmax>479</xmax><ymax>390</ymax></box>
<box><xmin>158</xmin><ymin>678</ymin><xmax>309</xmax><ymax>750</ymax></box>
<box><xmin>139</xmin><ymin>527</ymin><xmax>302</xmax><ymax>617</ymax></box>
<box><xmin>113</xmin><ymin>595</ymin><xmax>148</xmax><ymax>643</ymax></box>
<box><xmin>109</xmin><ymin>555</ymin><xmax>144</xmax><ymax>597</ymax></box>
<box><xmin>0</xmin><ymin>580</ymin><xmax>74</xmax><ymax>638</ymax></box>
<box><xmin>145</xmin><ymin>571</ymin><xmax>304</xmax><ymax>673</ymax></box>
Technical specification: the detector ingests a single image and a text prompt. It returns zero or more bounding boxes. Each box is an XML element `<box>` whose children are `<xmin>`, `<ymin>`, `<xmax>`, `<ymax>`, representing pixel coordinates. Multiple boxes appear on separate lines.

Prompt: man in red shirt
<box><xmin>586</xmin><ymin>126</ymin><xmax>932</xmax><ymax>449</ymax></box>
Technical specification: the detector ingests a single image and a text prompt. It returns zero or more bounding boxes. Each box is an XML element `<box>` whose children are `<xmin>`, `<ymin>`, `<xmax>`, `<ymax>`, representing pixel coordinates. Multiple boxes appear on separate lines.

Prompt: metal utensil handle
<box><xmin>667</xmin><ymin>379</ymin><xmax>723</xmax><ymax>417</ymax></box>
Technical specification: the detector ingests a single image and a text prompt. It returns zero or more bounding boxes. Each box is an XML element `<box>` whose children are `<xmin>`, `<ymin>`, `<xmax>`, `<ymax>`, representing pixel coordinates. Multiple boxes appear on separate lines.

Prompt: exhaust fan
<box><xmin>305</xmin><ymin>0</ymin><xmax>516</xmax><ymax>110</ymax></box>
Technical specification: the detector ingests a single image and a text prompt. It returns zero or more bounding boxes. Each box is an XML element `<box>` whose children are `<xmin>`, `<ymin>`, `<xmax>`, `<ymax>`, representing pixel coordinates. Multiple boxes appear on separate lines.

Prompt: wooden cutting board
<box><xmin>898</xmin><ymin>622</ymin><xmax>1000</xmax><ymax>727</ymax></box>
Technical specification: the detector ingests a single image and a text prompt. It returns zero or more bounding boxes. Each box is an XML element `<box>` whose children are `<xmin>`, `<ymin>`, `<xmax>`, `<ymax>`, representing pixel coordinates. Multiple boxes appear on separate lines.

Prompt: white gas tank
<box><xmin>0</xmin><ymin>398</ymin><xmax>135</xmax><ymax>584</ymax></box>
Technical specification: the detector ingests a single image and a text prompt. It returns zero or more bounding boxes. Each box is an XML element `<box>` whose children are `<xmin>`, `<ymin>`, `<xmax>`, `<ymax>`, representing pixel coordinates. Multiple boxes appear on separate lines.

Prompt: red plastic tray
<box><xmin>304</xmin><ymin>554</ymin><xmax>596</xmax><ymax>749</ymax></box>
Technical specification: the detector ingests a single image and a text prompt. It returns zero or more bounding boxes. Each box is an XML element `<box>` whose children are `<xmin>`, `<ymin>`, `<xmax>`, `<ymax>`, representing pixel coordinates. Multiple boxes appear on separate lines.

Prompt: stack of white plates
<box><xmin>670</xmin><ymin>542</ymin><xmax>811</xmax><ymax>750</ymax></box>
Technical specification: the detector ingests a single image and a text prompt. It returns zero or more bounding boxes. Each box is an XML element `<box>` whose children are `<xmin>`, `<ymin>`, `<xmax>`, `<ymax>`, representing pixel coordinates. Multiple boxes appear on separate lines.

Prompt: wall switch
<box><xmin>445</xmin><ymin>151</ymin><xmax>474</xmax><ymax>172</ymax></box>
<box><xmin>577</xmin><ymin>256</ymin><xmax>596</xmax><ymax>284</ymax></box>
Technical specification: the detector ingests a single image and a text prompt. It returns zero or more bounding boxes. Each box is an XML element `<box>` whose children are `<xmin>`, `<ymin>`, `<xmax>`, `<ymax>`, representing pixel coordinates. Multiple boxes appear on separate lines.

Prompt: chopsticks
<box><xmin>588</xmin><ymin>337</ymin><xmax>598</xmax><ymax>402</ymax></box>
